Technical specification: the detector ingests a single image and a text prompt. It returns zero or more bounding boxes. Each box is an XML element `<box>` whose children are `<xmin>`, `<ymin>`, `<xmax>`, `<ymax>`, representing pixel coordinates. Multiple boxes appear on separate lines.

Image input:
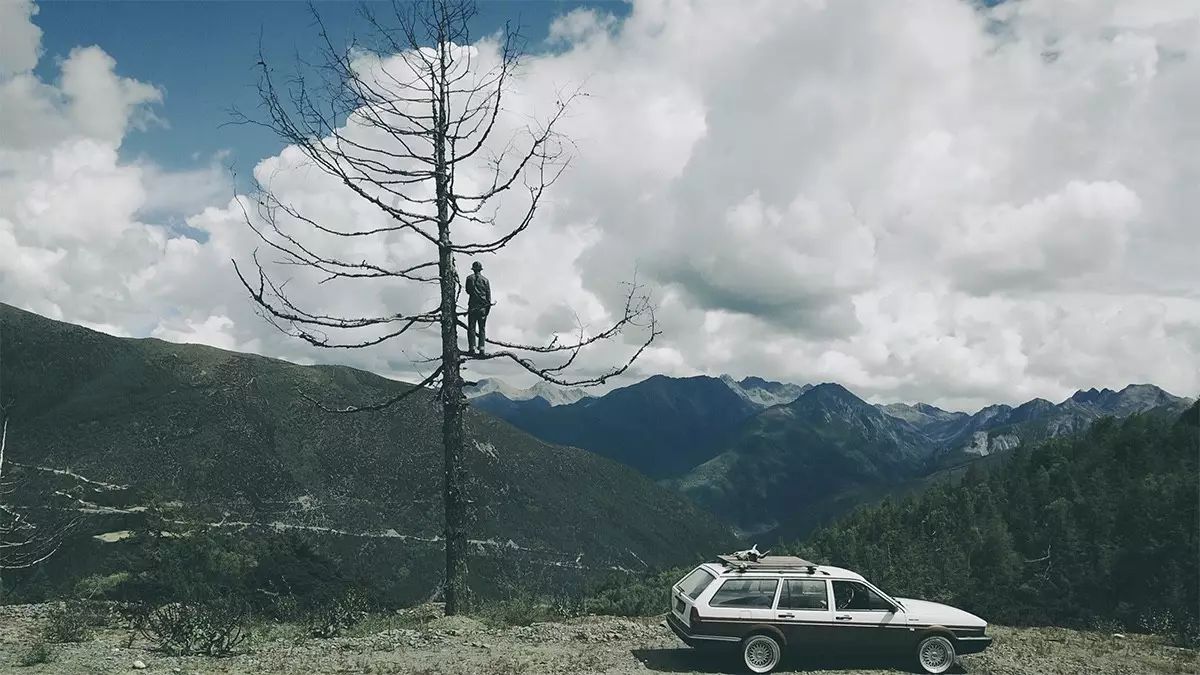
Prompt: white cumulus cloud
<box><xmin>1</xmin><ymin>0</ymin><xmax>1198</xmax><ymax>412</ymax></box>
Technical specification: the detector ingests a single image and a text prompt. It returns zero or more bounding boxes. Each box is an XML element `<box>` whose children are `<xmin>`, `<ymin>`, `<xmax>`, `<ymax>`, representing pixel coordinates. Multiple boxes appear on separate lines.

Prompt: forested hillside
<box><xmin>673</xmin><ymin>383</ymin><xmax>937</xmax><ymax>535</ymax></box>
<box><xmin>788</xmin><ymin>403</ymin><xmax>1200</xmax><ymax>642</ymax></box>
<box><xmin>0</xmin><ymin>303</ymin><xmax>736</xmax><ymax>604</ymax></box>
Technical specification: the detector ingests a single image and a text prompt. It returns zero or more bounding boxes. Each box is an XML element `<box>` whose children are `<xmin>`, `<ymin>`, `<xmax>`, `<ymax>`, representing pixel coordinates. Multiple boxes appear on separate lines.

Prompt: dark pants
<box><xmin>467</xmin><ymin>308</ymin><xmax>488</xmax><ymax>353</ymax></box>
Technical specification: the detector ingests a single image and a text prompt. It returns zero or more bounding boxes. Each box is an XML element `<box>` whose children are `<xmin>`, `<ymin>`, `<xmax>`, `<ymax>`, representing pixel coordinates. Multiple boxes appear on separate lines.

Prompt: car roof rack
<box><xmin>716</xmin><ymin>554</ymin><xmax>820</xmax><ymax>574</ymax></box>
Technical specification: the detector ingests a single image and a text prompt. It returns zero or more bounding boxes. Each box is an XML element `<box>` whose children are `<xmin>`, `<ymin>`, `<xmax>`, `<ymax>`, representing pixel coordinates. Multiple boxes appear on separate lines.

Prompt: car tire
<box><xmin>916</xmin><ymin>634</ymin><xmax>956</xmax><ymax>674</ymax></box>
<box><xmin>741</xmin><ymin>633</ymin><xmax>782</xmax><ymax>673</ymax></box>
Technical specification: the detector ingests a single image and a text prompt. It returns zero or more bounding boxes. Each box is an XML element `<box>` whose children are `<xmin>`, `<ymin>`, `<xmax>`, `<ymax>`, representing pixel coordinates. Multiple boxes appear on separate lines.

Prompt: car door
<box><xmin>774</xmin><ymin>577</ymin><xmax>836</xmax><ymax>649</ymax></box>
<box><xmin>828</xmin><ymin>580</ymin><xmax>908</xmax><ymax>653</ymax></box>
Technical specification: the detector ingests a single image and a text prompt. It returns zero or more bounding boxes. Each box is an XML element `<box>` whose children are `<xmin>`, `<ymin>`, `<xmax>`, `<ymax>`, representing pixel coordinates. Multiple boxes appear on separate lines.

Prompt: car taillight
<box><xmin>690</xmin><ymin>606</ymin><xmax>702</xmax><ymax>625</ymax></box>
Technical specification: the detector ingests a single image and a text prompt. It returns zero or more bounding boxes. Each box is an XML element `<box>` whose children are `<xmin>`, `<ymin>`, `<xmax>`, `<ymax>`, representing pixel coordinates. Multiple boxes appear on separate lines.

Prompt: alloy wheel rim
<box><xmin>745</xmin><ymin>637</ymin><xmax>778</xmax><ymax>672</ymax></box>
<box><xmin>920</xmin><ymin>638</ymin><xmax>951</xmax><ymax>671</ymax></box>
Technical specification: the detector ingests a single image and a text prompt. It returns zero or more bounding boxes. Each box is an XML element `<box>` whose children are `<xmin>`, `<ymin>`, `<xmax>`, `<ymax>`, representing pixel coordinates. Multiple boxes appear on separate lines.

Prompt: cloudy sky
<box><xmin>1</xmin><ymin>0</ymin><xmax>1197</xmax><ymax>412</ymax></box>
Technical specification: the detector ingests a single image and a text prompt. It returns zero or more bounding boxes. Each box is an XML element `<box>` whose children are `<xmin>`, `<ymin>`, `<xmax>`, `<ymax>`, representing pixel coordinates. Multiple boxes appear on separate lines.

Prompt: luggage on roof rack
<box><xmin>716</xmin><ymin>554</ymin><xmax>819</xmax><ymax>573</ymax></box>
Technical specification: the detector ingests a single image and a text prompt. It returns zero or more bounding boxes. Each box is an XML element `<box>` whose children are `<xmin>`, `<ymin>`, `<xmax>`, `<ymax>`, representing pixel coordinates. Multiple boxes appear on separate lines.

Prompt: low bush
<box><xmin>119</xmin><ymin>531</ymin><xmax>363</xmax><ymax>619</ymax></box>
<box><xmin>463</xmin><ymin>566</ymin><xmax>690</xmax><ymax>626</ymax></box>
<box><xmin>1138</xmin><ymin>611</ymin><xmax>1200</xmax><ymax>649</ymax></box>
<box><xmin>41</xmin><ymin>601</ymin><xmax>95</xmax><ymax>643</ymax></box>
<box><xmin>473</xmin><ymin>591</ymin><xmax>585</xmax><ymax>627</ymax></box>
<box><xmin>1171</xmin><ymin>621</ymin><xmax>1200</xmax><ymax>650</ymax></box>
<box><xmin>580</xmin><ymin>567</ymin><xmax>686</xmax><ymax>617</ymax></box>
<box><xmin>305</xmin><ymin>588</ymin><xmax>370</xmax><ymax>638</ymax></box>
<box><xmin>262</xmin><ymin>591</ymin><xmax>300</xmax><ymax>623</ymax></box>
<box><xmin>74</xmin><ymin>572</ymin><xmax>131</xmax><ymax>600</ymax></box>
<box><xmin>17</xmin><ymin>640</ymin><xmax>55</xmax><ymax>667</ymax></box>
<box><xmin>132</xmin><ymin>598</ymin><xmax>250</xmax><ymax>656</ymax></box>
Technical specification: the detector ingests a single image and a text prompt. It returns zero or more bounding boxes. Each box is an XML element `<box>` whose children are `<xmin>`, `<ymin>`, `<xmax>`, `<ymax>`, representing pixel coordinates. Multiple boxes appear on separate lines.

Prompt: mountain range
<box><xmin>3</xmin><ymin>300</ymin><xmax>1190</xmax><ymax>601</ymax></box>
<box><xmin>672</xmin><ymin>383</ymin><xmax>935</xmax><ymax>535</ymax></box>
<box><xmin>469</xmin><ymin>374</ymin><xmax>809</xmax><ymax>479</ymax></box>
<box><xmin>471</xmin><ymin>372</ymin><xmax>1193</xmax><ymax>537</ymax></box>
<box><xmin>0</xmin><ymin>303</ymin><xmax>736</xmax><ymax>602</ymax></box>
<box><xmin>463</xmin><ymin>378</ymin><xmax>593</xmax><ymax>406</ymax></box>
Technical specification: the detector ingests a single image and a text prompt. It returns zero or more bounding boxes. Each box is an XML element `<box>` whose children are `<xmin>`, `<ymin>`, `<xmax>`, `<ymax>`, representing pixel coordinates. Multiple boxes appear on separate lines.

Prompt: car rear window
<box><xmin>677</xmin><ymin>567</ymin><xmax>716</xmax><ymax>600</ymax></box>
<box><xmin>709</xmin><ymin>578</ymin><xmax>779</xmax><ymax>608</ymax></box>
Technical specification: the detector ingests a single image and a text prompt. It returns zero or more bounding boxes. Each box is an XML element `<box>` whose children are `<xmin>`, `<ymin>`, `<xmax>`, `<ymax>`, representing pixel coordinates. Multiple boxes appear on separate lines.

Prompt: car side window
<box><xmin>778</xmin><ymin>579</ymin><xmax>829</xmax><ymax>610</ymax></box>
<box><xmin>709</xmin><ymin>578</ymin><xmax>779</xmax><ymax>608</ymax></box>
<box><xmin>832</xmin><ymin>581</ymin><xmax>893</xmax><ymax>611</ymax></box>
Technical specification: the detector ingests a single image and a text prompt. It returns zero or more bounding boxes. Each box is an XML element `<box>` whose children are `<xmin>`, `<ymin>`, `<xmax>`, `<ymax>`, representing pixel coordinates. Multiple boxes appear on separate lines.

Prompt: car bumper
<box><xmin>665</xmin><ymin>613</ymin><xmax>738</xmax><ymax>648</ymax></box>
<box><xmin>956</xmin><ymin>635</ymin><xmax>993</xmax><ymax>655</ymax></box>
<box><xmin>666</xmin><ymin>614</ymin><xmax>700</xmax><ymax>647</ymax></box>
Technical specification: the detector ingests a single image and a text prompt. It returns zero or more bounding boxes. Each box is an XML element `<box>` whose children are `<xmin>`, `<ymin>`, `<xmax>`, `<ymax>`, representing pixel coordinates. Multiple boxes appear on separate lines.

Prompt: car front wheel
<box><xmin>916</xmin><ymin>634</ymin><xmax>956</xmax><ymax>674</ymax></box>
<box><xmin>741</xmin><ymin>633</ymin><xmax>782</xmax><ymax>673</ymax></box>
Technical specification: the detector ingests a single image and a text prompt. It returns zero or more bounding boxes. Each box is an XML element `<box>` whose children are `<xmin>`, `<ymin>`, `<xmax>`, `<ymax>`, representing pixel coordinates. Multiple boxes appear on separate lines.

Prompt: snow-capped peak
<box><xmin>463</xmin><ymin>378</ymin><xmax>592</xmax><ymax>406</ymax></box>
<box><xmin>719</xmin><ymin>374</ymin><xmax>811</xmax><ymax>408</ymax></box>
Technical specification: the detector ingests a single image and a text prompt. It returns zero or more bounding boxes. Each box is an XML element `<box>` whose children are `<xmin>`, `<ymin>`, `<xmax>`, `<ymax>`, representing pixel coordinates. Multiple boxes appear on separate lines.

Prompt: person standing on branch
<box><xmin>465</xmin><ymin>261</ymin><xmax>491</xmax><ymax>355</ymax></box>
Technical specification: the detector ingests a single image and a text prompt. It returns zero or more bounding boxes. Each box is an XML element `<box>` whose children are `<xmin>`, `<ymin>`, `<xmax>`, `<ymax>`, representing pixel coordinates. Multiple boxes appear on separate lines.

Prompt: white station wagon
<box><xmin>666</xmin><ymin>554</ymin><xmax>993</xmax><ymax>673</ymax></box>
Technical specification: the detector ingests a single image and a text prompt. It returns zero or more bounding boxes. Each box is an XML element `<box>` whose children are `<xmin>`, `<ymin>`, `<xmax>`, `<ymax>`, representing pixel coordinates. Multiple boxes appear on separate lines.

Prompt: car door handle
<box><xmin>835</xmin><ymin>615</ymin><xmax>852</xmax><ymax>621</ymax></box>
<box><xmin>778</xmin><ymin>613</ymin><xmax>795</xmax><ymax>618</ymax></box>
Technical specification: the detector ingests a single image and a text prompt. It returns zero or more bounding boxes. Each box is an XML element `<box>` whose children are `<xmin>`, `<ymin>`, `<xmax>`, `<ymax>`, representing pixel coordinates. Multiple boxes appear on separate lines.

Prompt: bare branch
<box><xmin>461</xmin><ymin>279</ymin><xmax>659</xmax><ymax>387</ymax></box>
<box><xmin>301</xmin><ymin>366</ymin><xmax>444</xmax><ymax>413</ymax></box>
<box><xmin>0</xmin><ymin>417</ymin><xmax>77</xmax><ymax>571</ymax></box>
<box><xmin>1024</xmin><ymin>545</ymin><xmax>1052</xmax><ymax>564</ymax></box>
<box><xmin>232</xmin><ymin>255</ymin><xmax>441</xmax><ymax>349</ymax></box>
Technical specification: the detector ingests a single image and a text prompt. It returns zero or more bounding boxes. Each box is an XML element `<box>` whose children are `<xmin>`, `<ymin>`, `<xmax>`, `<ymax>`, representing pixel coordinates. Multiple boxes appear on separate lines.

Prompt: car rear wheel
<box><xmin>916</xmin><ymin>635</ymin><xmax>956</xmax><ymax>674</ymax></box>
<box><xmin>741</xmin><ymin>633</ymin><xmax>782</xmax><ymax>673</ymax></box>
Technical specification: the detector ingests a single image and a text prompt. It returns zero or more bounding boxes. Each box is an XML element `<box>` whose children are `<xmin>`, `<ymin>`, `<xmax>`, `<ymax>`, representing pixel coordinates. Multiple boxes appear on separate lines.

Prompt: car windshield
<box><xmin>870</xmin><ymin>582</ymin><xmax>900</xmax><ymax>606</ymax></box>
<box><xmin>872</xmin><ymin>583</ymin><xmax>902</xmax><ymax>608</ymax></box>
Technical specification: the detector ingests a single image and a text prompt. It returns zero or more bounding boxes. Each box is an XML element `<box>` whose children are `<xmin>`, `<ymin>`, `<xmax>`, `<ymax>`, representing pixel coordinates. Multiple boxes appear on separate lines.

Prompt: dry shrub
<box><xmin>133</xmin><ymin>598</ymin><xmax>250</xmax><ymax>656</ymax></box>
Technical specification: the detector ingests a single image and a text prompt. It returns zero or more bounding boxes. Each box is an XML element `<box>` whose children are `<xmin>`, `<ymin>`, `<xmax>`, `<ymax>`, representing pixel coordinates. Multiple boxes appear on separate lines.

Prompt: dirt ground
<box><xmin>0</xmin><ymin>604</ymin><xmax>1196</xmax><ymax>675</ymax></box>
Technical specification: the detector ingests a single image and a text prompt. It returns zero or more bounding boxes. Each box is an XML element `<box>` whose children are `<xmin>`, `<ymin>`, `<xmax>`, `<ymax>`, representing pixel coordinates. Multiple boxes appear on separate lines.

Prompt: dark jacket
<box><xmin>466</xmin><ymin>272</ymin><xmax>491</xmax><ymax>310</ymax></box>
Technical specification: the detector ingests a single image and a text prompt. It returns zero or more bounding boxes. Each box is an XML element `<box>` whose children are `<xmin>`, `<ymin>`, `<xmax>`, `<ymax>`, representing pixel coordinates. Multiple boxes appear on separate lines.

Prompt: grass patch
<box><xmin>472</xmin><ymin>593</ymin><xmax>583</xmax><ymax>628</ymax></box>
<box><xmin>17</xmin><ymin>641</ymin><xmax>55</xmax><ymax>667</ymax></box>
<box><xmin>343</xmin><ymin>606</ymin><xmax>439</xmax><ymax>637</ymax></box>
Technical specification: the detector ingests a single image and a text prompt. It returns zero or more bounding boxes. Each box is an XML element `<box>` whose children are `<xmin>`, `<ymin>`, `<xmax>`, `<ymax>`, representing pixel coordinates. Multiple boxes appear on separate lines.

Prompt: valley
<box><xmin>470</xmin><ymin>367</ymin><xmax>1193</xmax><ymax>538</ymax></box>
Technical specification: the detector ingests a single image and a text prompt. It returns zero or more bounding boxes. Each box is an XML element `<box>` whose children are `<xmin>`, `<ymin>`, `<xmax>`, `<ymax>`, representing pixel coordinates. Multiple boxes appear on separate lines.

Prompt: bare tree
<box><xmin>0</xmin><ymin>331</ymin><xmax>74</xmax><ymax>602</ymax></box>
<box><xmin>230</xmin><ymin>0</ymin><xmax>657</xmax><ymax>614</ymax></box>
<box><xmin>0</xmin><ymin>417</ymin><xmax>66</xmax><ymax>573</ymax></box>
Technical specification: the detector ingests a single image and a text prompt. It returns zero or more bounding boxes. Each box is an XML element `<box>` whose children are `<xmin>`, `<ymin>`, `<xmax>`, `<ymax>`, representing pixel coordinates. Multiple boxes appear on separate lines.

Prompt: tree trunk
<box><xmin>438</xmin><ymin>246</ymin><xmax>469</xmax><ymax>614</ymax></box>
<box><xmin>439</xmin><ymin>279</ymin><xmax>468</xmax><ymax>615</ymax></box>
<box><xmin>435</xmin><ymin>69</ymin><xmax>469</xmax><ymax>615</ymax></box>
